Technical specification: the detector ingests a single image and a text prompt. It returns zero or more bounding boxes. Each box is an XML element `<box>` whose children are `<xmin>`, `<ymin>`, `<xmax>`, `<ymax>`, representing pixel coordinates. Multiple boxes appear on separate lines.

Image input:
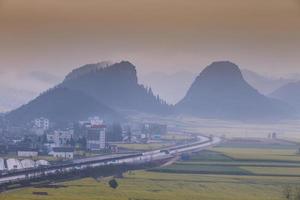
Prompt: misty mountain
<box><xmin>241</xmin><ymin>69</ymin><xmax>294</xmax><ymax>94</ymax></box>
<box><xmin>175</xmin><ymin>61</ymin><xmax>293</xmax><ymax>120</ymax></box>
<box><xmin>140</xmin><ymin>68</ymin><xmax>294</xmax><ymax>105</ymax></box>
<box><xmin>65</xmin><ymin>61</ymin><xmax>112</xmax><ymax>81</ymax></box>
<box><xmin>6</xmin><ymin>87</ymin><xmax>119</xmax><ymax>125</ymax></box>
<box><xmin>6</xmin><ymin>61</ymin><xmax>171</xmax><ymax>125</ymax></box>
<box><xmin>61</xmin><ymin>61</ymin><xmax>171</xmax><ymax>114</ymax></box>
<box><xmin>140</xmin><ymin>71</ymin><xmax>196</xmax><ymax>104</ymax></box>
<box><xmin>270</xmin><ymin>81</ymin><xmax>300</xmax><ymax>111</ymax></box>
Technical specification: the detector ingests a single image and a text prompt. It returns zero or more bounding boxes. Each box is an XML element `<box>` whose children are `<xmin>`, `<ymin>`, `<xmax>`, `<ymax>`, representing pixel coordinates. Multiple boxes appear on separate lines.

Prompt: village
<box><xmin>0</xmin><ymin>116</ymin><xmax>168</xmax><ymax>172</ymax></box>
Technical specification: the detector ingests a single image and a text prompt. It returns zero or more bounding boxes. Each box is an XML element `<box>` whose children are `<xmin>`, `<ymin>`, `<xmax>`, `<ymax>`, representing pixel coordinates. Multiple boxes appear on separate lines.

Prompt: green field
<box><xmin>117</xmin><ymin>143</ymin><xmax>169</xmax><ymax>151</ymax></box>
<box><xmin>213</xmin><ymin>147</ymin><xmax>300</xmax><ymax>162</ymax></box>
<box><xmin>2</xmin><ymin>171</ymin><xmax>298</xmax><ymax>200</ymax></box>
<box><xmin>153</xmin><ymin>163</ymin><xmax>252</xmax><ymax>175</ymax></box>
<box><xmin>2</xmin><ymin>141</ymin><xmax>300</xmax><ymax>200</ymax></box>
<box><xmin>161</xmin><ymin>133</ymin><xmax>193</xmax><ymax>141</ymax></box>
<box><xmin>152</xmin><ymin>147</ymin><xmax>300</xmax><ymax>176</ymax></box>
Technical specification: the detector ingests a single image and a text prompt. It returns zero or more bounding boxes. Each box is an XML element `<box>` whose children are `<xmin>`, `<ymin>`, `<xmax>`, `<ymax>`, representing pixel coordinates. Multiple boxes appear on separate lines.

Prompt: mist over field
<box><xmin>0</xmin><ymin>1</ymin><xmax>300</xmax><ymax>200</ymax></box>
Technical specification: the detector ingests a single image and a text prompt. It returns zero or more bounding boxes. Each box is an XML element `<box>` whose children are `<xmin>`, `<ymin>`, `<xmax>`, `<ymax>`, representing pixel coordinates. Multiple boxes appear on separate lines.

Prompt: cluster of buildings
<box><xmin>0</xmin><ymin>116</ymin><xmax>169</xmax><ymax>165</ymax></box>
<box><xmin>0</xmin><ymin>157</ymin><xmax>49</xmax><ymax>171</ymax></box>
<box><xmin>0</xmin><ymin>117</ymin><xmax>109</xmax><ymax>162</ymax></box>
<box><xmin>32</xmin><ymin>117</ymin><xmax>50</xmax><ymax>136</ymax></box>
<box><xmin>125</xmin><ymin>122</ymin><xmax>167</xmax><ymax>142</ymax></box>
<box><xmin>40</xmin><ymin>117</ymin><xmax>107</xmax><ymax>159</ymax></box>
<box><xmin>141</xmin><ymin>123</ymin><xmax>167</xmax><ymax>140</ymax></box>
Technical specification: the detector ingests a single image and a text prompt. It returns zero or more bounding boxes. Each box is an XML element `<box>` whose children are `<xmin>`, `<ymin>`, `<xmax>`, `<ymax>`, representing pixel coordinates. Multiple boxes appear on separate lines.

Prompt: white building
<box><xmin>6</xmin><ymin>158</ymin><xmax>23</xmax><ymax>170</ymax></box>
<box><xmin>87</xmin><ymin>124</ymin><xmax>106</xmax><ymax>151</ymax></box>
<box><xmin>89</xmin><ymin>117</ymin><xmax>103</xmax><ymax>126</ymax></box>
<box><xmin>0</xmin><ymin>158</ymin><xmax>6</xmax><ymax>171</ymax></box>
<box><xmin>34</xmin><ymin>117</ymin><xmax>50</xmax><ymax>130</ymax></box>
<box><xmin>17</xmin><ymin>149</ymin><xmax>39</xmax><ymax>157</ymax></box>
<box><xmin>36</xmin><ymin>160</ymin><xmax>50</xmax><ymax>166</ymax></box>
<box><xmin>47</xmin><ymin>130</ymin><xmax>73</xmax><ymax>147</ymax></box>
<box><xmin>49</xmin><ymin>147</ymin><xmax>74</xmax><ymax>159</ymax></box>
<box><xmin>21</xmin><ymin>159</ymin><xmax>36</xmax><ymax>169</ymax></box>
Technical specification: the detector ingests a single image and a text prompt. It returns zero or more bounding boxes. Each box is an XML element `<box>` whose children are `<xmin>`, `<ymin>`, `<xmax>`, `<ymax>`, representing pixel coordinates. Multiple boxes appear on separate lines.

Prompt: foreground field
<box><xmin>2</xmin><ymin>171</ymin><xmax>297</xmax><ymax>200</ymax></box>
<box><xmin>3</xmin><ymin>141</ymin><xmax>300</xmax><ymax>200</ymax></box>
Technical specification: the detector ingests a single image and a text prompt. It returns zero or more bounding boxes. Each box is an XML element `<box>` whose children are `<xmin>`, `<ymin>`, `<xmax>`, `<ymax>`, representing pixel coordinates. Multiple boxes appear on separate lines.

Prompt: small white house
<box><xmin>49</xmin><ymin>147</ymin><xmax>74</xmax><ymax>159</ymax></box>
<box><xmin>21</xmin><ymin>159</ymin><xmax>36</xmax><ymax>169</ymax></box>
<box><xmin>17</xmin><ymin>149</ymin><xmax>38</xmax><ymax>157</ymax></box>
<box><xmin>36</xmin><ymin>160</ymin><xmax>50</xmax><ymax>167</ymax></box>
<box><xmin>6</xmin><ymin>158</ymin><xmax>23</xmax><ymax>170</ymax></box>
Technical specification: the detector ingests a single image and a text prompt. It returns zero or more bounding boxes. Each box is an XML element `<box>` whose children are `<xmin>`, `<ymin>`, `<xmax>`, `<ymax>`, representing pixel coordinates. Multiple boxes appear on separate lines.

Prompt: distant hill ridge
<box><xmin>241</xmin><ymin>69</ymin><xmax>294</xmax><ymax>94</ymax></box>
<box><xmin>175</xmin><ymin>61</ymin><xmax>293</xmax><ymax>120</ymax></box>
<box><xmin>5</xmin><ymin>60</ymin><xmax>296</xmax><ymax>125</ymax></box>
<box><xmin>270</xmin><ymin>81</ymin><xmax>300</xmax><ymax>111</ymax></box>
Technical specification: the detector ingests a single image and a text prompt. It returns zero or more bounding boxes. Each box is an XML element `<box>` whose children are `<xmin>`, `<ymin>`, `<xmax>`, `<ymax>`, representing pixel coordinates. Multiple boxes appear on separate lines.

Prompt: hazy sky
<box><xmin>0</xmin><ymin>0</ymin><xmax>300</xmax><ymax>110</ymax></box>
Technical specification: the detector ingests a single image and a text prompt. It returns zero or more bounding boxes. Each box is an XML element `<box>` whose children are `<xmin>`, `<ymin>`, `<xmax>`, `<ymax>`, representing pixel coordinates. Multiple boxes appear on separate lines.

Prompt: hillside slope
<box><xmin>176</xmin><ymin>61</ymin><xmax>293</xmax><ymax>120</ymax></box>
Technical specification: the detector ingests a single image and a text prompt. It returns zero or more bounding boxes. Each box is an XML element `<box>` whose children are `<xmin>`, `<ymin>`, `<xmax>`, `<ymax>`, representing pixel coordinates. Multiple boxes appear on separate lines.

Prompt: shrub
<box><xmin>109</xmin><ymin>179</ymin><xmax>118</xmax><ymax>189</ymax></box>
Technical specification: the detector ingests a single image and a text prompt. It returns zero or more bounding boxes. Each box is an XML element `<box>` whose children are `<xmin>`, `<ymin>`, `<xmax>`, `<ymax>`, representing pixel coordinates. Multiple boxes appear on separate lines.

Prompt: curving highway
<box><xmin>0</xmin><ymin>135</ymin><xmax>221</xmax><ymax>186</ymax></box>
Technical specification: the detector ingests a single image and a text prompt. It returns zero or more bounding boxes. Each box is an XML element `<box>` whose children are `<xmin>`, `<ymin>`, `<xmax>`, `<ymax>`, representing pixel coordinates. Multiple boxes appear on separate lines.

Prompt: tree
<box><xmin>67</xmin><ymin>137</ymin><xmax>75</xmax><ymax>147</ymax></box>
<box><xmin>41</xmin><ymin>133</ymin><xmax>48</xmax><ymax>143</ymax></box>
<box><xmin>108</xmin><ymin>179</ymin><xmax>118</xmax><ymax>189</ymax></box>
<box><xmin>107</xmin><ymin>123</ymin><xmax>123</xmax><ymax>142</ymax></box>
<box><xmin>77</xmin><ymin>137</ymin><xmax>87</xmax><ymax>149</ymax></box>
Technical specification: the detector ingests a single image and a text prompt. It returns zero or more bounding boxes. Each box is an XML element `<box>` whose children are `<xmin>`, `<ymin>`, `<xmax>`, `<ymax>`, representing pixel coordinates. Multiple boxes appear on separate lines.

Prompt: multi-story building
<box><xmin>142</xmin><ymin>123</ymin><xmax>167</xmax><ymax>139</ymax></box>
<box><xmin>33</xmin><ymin>117</ymin><xmax>50</xmax><ymax>130</ymax></box>
<box><xmin>49</xmin><ymin>147</ymin><xmax>74</xmax><ymax>159</ymax></box>
<box><xmin>17</xmin><ymin>148</ymin><xmax>39</xmax><ymax>157</ymax></box>
<box><xmin>86</xmin><ymin>124</ymin><xmax>106</xmax><ymax>151</ymax></box>
<box><xmin>46</xmin><ymin>130</ymin><xmax>73</xmax><ymax>147</ymax></box>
